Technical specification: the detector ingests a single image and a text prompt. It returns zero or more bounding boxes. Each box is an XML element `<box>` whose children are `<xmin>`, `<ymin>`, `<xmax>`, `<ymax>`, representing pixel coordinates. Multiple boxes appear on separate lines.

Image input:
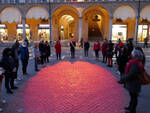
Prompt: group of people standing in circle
<box><xmin>0</xmin><ymin>37</ymin><xmax>148</xmax><ymax>113</ymax></box>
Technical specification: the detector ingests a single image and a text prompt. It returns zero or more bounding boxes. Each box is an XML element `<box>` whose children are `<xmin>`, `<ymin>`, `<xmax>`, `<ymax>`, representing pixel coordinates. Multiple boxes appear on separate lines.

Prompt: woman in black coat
<box><xmin>107</xmin><ymin>40</ymin><xmax>114</xmax><ymax>67</ymax></box>
<box><xmin>1</xmin><ymin>48</ymin><xmax>17</xmax><ymax>94</ymax></box>
<box><xmin>123</xmin><ymin>50</ymin><xmax>144</xmax><ymax>113</ymax></box>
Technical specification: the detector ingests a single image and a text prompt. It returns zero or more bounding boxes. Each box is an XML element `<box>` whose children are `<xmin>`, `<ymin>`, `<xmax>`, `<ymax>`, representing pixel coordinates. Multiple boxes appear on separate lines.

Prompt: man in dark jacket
<box><xmin>70</xmin><ymin>40</ymin><xmax>76</xmax><ymax>58</ymax></box>
<box><xmin>19</xmin><ymin>41</ymin><xmax>29</xmax><ymax>75</ymax></box>
<box><xmin>39</xmin><ymin>39</ymin><xmax>46</xmax><ymax>66</ymax></box>
<box><xmin>84</xmin><ymin>40</ymin><xmax>90</xmax><ymax>57</ymax></box>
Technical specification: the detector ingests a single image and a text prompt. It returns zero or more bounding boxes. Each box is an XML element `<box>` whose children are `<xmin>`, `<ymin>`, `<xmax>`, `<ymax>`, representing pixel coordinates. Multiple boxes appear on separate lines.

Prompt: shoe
<box><xmin>118</xmin><ymin>80</ymin><xmax>124</xmax><ymax>84</ymax></box>
<box><xmin>2</xmin><ymin>100</ymin><xmax>6</xmax><ymax>104</ymax></box>
<box><xmin>124</xmin><ymin>106</ymin><xmax>130</xmax><ymax>111</ymax></box>
<box><xmin>11</xmin><ymin>86</ymin><xmax>18</xmax><ymax>89</ymax></box>
<box><xmin>14</xmin><ymin>80</ymin><xmax>18</xmax><ymax>85</ymax></box>
<box><xmin>107</xmin><ymin>65</ymin><xmax>110</xmax><ymax>67</ymax></box>
<box><xmin>35</xmin><ymin>69</ymin><xmax>39</xmax><ymax>72</ymax></box>
<box><xmin>0</xmin><ymin>108</ymin><xmax>3</xmax><ymax>112</ymax></box>
<box><xmin>7</xmin><ymin>90</ymin><xmax>13</xmax><ymax>94</ymax></box>
<box><xmin>17</xmin><ymin>78</ymin><xmax>22</xmax><ymax>81</ymax></box>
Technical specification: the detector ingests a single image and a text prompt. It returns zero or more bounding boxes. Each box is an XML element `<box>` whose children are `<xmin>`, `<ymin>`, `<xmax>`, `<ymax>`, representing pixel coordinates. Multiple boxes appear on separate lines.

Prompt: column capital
<box><xmin>79</xmin><ymin>16</ymin><xmax>83</xmax><ymax>19</ymax></box>
<box><xmin>136</xmin><ymin>15</ymin><xmax>140</xmax><ymax>19</ymax></box>
<box><xmin>22</xmin><ymin>16</ymin><xmax>26</xmax><ymax>20</ymax></box>
<box><xmin>49</xmin><ymin>15</ymin><xmax>52</xmax><ymax>20</ymax></box>
<box><xmin>110</xmin><ymin>15</ymin><xmax>113</xmax><ymax>19</ymax></box>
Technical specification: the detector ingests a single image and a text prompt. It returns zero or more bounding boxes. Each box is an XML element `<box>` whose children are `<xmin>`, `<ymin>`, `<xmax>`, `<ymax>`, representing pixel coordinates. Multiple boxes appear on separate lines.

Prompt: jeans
<box><xmin>95</xmin><ymin>50</ymin><xmax>99</xmax><ymax>58</ymax></box>
<box><xmin>0</xmin><ymin>77</ymin><xmax>2</xmax><ymax>107</ymax></box>
<box><xmin>71</xmin><ymin>51</ymin><xmax>75</xmax><ymax>58</ymax></box>
<box><xmin>21</xmin><ymin>59</ymin><xmax>28</xmax><ymax>74</ymax></box>
<box><xmin>84</xmin><ymin>49</ymin><xmax>89</xmax><ymax>57</ymax></box>
<box><xmin>102</xmin><ymin>55</ymin><xmax>107</xmax><ymax>63</ymax></box>
<box><xmin>56</xmin><ymin>53</ymin><xmax>61</xmax><ymax>60</ymax></box>
<box><xmin>129</xmin><ymin>92</ymin><xmax>138</xmax><ymax>113</ymax></box>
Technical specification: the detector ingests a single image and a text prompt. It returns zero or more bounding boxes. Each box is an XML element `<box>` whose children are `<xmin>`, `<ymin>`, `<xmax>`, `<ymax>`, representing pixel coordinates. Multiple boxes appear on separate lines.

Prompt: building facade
<box><xmin>0</xmin><ymin>0</ymin><xmax>150</xmax><ymax>43</ymax></box>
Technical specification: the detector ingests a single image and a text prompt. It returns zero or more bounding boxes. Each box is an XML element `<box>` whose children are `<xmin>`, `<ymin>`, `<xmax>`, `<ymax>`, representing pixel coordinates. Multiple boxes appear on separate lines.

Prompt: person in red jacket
<box><xmin>93</xmin><ymin>40</ymin><xmax>100</xmax><ymax>59</ymax></box>
<box><xmin>55</xmin><ymin>40</ymin><xmax>61</xmax><ymax>60</ymax></box>
<box><xmin>101</xmin><ymin>39</ymin><xmax>108</xmax><ymax>63</ymax></box>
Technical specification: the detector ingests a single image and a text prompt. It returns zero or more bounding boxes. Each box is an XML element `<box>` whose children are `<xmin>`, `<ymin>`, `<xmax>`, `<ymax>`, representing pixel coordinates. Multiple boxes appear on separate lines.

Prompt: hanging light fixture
<box><xmin>93</xmin><ymin>15</ymin><xmax>100</xmax><ymax>22</ymax></box>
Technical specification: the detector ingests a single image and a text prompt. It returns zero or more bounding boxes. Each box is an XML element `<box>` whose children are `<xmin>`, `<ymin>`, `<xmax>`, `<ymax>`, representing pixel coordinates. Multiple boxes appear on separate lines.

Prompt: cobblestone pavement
<box><xmin>1</xmin><ymin>47</ymin><xmax>150</xmax><ymax>113</ymax></box>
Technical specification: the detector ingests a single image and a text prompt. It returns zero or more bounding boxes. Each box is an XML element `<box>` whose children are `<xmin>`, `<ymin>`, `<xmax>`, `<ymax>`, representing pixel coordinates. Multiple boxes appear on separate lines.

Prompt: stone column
<box><xmin>22</xmin><ymin>16</ymin><xmax>26</xmax><ymax>41</ymax></box>
<box><xmin>49</xmin><ymin>16</ymin><xmax>53</xmax><ymax>42</ymax></box>
<box><xmin>134</xmin><ymin>16</ymin><xmax>139</xmax><ymax>43</ymax></box>
<box><xmin>79</xmin><ymin>17</ymin><xmax>82</xmax><ymax>42</ymax></box>
<box><xmin>109</xmin><ymin>16</ymin><xmax>113</xmax><ymax>41</ymax></box>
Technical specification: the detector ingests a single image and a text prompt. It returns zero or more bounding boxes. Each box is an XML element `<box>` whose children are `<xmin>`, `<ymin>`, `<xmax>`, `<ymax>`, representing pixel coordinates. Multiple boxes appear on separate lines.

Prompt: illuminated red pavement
<box><xmin>4</xmin><ymin>61</ymin><xmax>127</xmax><ymax>113</ymax></box>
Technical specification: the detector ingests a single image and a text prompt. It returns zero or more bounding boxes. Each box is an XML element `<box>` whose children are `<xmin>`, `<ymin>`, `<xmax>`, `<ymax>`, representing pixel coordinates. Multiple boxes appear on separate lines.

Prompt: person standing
<box><xmin>45</xmin><ymin>41</ymin><xmax>51</xmax><ymax>63</ymax></box>
<box><xmin>144</xmin><ymin>37</ymin><xmax>148</xmax><ymax>48</ymax></box>
<box><xmin>101</xmin><ymin>39</ymin><xmax>108</xmax><ymax>63</ymax></box>
<box><xmin>93</xmin><ymin>40</ymin><xmax>100</xmax><ymax>59</ymax></box>
<box><xmin>11</xmin><ymin>40</ymin><xmax>20</xmax><ymax>81</ymax></box>
<box><xmin>33</xmin><ymin>43</ymin><xmax>40</xmax><ymax>71</ymax></box>
<box><xmin>80</xmin><ymin>38</ymin><xmax>83</xmax><ymax>48</ymax></box>
<box><xmin>123</xmin><ymin>50</ymin><xmax>144</xmax><ymax>113</ymax></box>
<box><xmin>70</xmin><ymin>39</ymin><xmax>76</xmax><ymax>58</ymax></box>
<box><xmin>39</xmin><ymin>39</ymin><xmax>45</xmax><ymax>67</ymax></box>
<box><xmin>1</xmin><ymin>48</ymin><xmax>17</xmax><ymax>94</ymax></box>
<box><xmin>55</xmin><ymin>40</ymin><xmax>62</xmax><ymax>60</ymax></box>
<box><xmin>107</xmin><ymin>40</ymin><xmax>114</xmax><ymax>67</ymax></box>
<box><xmin>84</xmin><ymin>40</ymin><xmax>90</xmax><ymax>57</ymax></box>
<box><xmin>19</xmin><ymin>41</ymin><xmax>29</xmax><ymax>75</ymax></box>
<box><xmin>0</xmin><ymin>65</ymin><xmax>5</xmax><ymax>112</ymax></box>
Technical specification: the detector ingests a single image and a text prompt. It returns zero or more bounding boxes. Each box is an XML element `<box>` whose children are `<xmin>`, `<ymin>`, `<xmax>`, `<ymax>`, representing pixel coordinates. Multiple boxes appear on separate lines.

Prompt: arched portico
<box><xmin>0</xmin><ymin>6</ymin><xmax>22</xmax><ymax>41</ymax></box>
<box><xmin>25</xmin><ymin>6</ymin><xmax>49</xmax><ymax>42</ymax></box>
<box><xmin>52</xmin><ymin>5</ymin><xmax>79</xmax><ymax>42</ymax></box>
<box><xmin>138</xmin><ymin>5</ymin><xmax>150</xmax><ymax>42</ymax></box>
<box><xmin>82</xmin><ymin>5</ymin><xmax>110</xmax><ymax>42</ymax></box>
<box><xmin>113</xmin><ymin>5</ymin><xmax>136</xmax><ymax>42</ymax></box>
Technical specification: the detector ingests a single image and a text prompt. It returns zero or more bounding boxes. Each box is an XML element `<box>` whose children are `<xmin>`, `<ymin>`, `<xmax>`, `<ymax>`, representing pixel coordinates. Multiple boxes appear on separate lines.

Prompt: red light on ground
<box><xmin>6</xmin><ymin>61</ymin><xmax>127</xmax><ymax>113</ymax></box>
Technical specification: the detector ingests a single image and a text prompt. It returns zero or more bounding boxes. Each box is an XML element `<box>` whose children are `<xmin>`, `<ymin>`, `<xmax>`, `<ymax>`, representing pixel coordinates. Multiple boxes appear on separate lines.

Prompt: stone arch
<box><xmin>82</xmin><ymin>5</ymin><xmax>110</xmax><ymax>41</ymax></box>
<box><xmin>140</xmin><ymin>5</ymin><xmax>150</xmax><ymax>21</ymax></box>
<box><xmin>114</xmin><ymin>5</ymin><xmax>136</xmax><ymax>20</ymax></box>
<box><xmin>52</xmin><ymin>5</ymin><xmax>80</xmax><ymax>18</ymax></box>
<box><xmin>52</xmin><ymin>5</ymin><xmax>80</xmax><ymax>42</ymax></box>
<box><xmin>0</xmin><ymin>6</ymin><xmax>22</xmax><ymax>23</ymax></box>
<box><xmin>113</xmin><ymin>5</ymin><xmax>137</xmax><ymax>42</ymax></box>
<box><xmin>82</xmin><ymin>4</ymin><xmax>111</xmax><ymax>17</ymax></box>
<box><xmin>25</xmin><ymin>6</ymin><xmax>49</xmax><ymax>20</ymax></box>
<box><xmin>24</xmin><ymin>6</ymin><xmax>50</xmax><ymax>42</ymax></box>
<box><xmin>0</xmin><ymin>6</ymin><xmax>23</xmax><ymax>41</ymax></box>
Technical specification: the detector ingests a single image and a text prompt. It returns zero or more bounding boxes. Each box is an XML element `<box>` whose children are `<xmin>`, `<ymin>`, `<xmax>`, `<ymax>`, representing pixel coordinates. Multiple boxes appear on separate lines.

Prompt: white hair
<box><xmin>131</xmin><ymin>49</ymin><xmax>143</xmax><ymax>61</ymax></box>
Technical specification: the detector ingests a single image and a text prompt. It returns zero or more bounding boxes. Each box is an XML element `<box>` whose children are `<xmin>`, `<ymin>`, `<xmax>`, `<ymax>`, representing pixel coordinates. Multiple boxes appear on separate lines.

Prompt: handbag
<box><xmin>137</xmin><ymin>71</ymin><xmax>150</xmax><ymax>85</ymax></box>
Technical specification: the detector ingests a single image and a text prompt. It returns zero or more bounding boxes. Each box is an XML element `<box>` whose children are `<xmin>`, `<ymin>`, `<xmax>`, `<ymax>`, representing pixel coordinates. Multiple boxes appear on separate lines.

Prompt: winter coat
<box><xmin>1</xmin><ymin>56</ymin><xmax>15</xmax><ymax>76</ymax></box>
<box><xmin>107</xmin><ymin>42</ymin><xmax>114</xmax><ymax>58</ymax></box>
<box><xmin>101</xmin><ymin>42</ymin><xmax>108</xmax><ymax>55</ymax></box>
<box><xmin>45</xmin><ymin>44</ymin><xmax>51</xmax><ymax>56</ymax></box>
<box><xmin>118</xmin><ymin>48</ymin><xmax>129</xmax><ymax>74</ymax></box>
<box><xmin>84</xmin><ymin>42</ymin><xmax>90</xmax><ymax>50</ymax></box>
<box><xmin>55</xmin><ymin>43</ymin><xmax>61</xmax><ymax>54</ymax></box>
<box><xmin>124</xmin><ymin>59</ymin><xmax>144</xmax><ymax>93</ymax></box>
<box><xmin>93</xmin><ymin>42</ymin><xmax>100</xmax><ymax>51</ymax></box>
<box><xmin>39</xmin><ymin>42</ymin><xmax>46</xmax><ymax>55</ymax></box>
<box><xmin>19</xmin><ymin>46</ymin><xmax>29</xmax><ymax>60</ymax></box>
